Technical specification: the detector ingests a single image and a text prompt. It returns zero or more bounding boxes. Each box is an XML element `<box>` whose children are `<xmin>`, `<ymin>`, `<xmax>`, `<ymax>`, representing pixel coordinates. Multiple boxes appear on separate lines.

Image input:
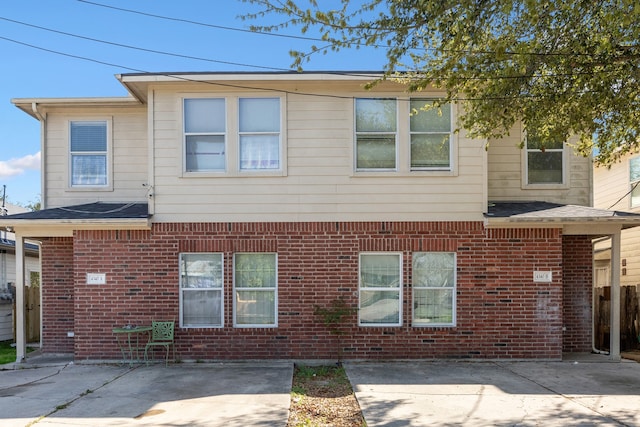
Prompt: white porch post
<box><xmin>610</xmin><ymin>229</ymin><xmax>622</xmax><ymax>360</ymax></box>
<box><xmin>14</xmin><ymin>231</ymin><xmax>26</xmax><ymax>363</ymax></box>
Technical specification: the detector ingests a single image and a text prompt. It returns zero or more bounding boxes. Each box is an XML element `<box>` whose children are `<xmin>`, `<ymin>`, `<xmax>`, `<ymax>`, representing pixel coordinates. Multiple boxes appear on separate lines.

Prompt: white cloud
<box><xmin>0</xmin><ymin>152</ymin><xmax>41</xmax><ymax>178</ymax></box>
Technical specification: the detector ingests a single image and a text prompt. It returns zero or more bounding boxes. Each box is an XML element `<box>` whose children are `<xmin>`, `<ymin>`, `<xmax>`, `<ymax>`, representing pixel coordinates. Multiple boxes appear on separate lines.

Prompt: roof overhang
<box><xmin>12</xmin><ymin>97</ymin><xmax>142</xmax><ymax>120</ymax></box>
<box><xmin>485</xmin><ymin>202</ymin><xmax>640</xmax><ymax>236</ymax></box>
<box><xmin>116</xmin><ymin>71</ymin><xmax>388</xmax><ymax>103</ymax></box>
<box><xmin>0</xmin><ymin>202</ymin><xmax>151</xmax><ymax>238</ymax></box>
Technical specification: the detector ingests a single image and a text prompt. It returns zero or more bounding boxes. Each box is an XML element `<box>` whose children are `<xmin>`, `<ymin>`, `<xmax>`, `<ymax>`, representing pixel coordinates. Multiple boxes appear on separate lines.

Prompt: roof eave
<box><xmin>115</xmin><ymin>71</ymin><xmax>389</xmax><ymax>104</ymax></box>
<box><xmin>0</xmin><ymin>218</ymin><xmax>152</xmax><ymax>237</ymax></box>
<box><xmin>484</xmin><ymin>216</ymin><xmax>640</xmax><ymax>234</ymax></box>
<box><xmin>12</xmin><ymin>97</ymin><xmax>143</xmax><ymax>119</ymax></box>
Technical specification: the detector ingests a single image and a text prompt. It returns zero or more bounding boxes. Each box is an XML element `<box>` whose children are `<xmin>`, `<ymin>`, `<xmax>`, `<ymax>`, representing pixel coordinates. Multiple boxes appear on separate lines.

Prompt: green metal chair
<box><xmin>144</xmin><ymin>321</ymin><xmax>175</xmax><ymax>366</ymax></box>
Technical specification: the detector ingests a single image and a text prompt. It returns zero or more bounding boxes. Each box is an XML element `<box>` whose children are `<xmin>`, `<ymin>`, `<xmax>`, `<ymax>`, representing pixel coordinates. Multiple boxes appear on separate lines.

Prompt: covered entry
<box><xmin>486</xmin><ymin>201</ymin><xmax>640</xmax><ymax>360</ymax></box>
<box><xmin>0</xmin><ymin>202</ymin><xmax>150</xmax><ymax>363</ymax></box>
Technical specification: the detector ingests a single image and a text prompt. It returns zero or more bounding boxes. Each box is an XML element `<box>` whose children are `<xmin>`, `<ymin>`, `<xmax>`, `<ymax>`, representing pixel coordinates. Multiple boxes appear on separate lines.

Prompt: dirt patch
<box><xmin>287</xmin><ymin>364</ymin><xmax>365</xmax><ymax>427</ymax></box>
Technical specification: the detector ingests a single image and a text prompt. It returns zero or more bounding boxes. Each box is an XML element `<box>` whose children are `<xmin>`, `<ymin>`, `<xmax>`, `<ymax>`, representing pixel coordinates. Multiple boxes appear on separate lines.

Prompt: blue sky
<box><xmin>0</xmin><ymin>0</ymin><xmax>387</xmax><ymax>207</ymax></box>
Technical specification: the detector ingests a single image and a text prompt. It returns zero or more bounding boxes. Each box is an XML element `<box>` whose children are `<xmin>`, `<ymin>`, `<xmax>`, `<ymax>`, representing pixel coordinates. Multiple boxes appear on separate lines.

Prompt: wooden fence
<box><xmin>595</xmin><ymin>285</ymin><xmax>640</xmax><ymax>351</ymax></box>
<box><xmin>11</xmin><ymin>285</ymin><xmax>40</xmax><ymax>343</ymax></box>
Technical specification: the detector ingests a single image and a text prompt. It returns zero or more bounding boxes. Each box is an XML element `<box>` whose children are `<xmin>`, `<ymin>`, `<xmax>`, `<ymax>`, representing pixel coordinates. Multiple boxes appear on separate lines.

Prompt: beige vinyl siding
<box><xmin>621</xmin><ymin>227</ymin><xmax>640</xmax><ymax>286</ymax></box>
<box><xmin>593</xmin><ymin>153</ymin><xmax>640</xmax><ymax>287</ymax></box>
<box><xmin>150</xmin><ymin>82</ymin><xmax>486</xmax><ymax>222</ymax></box>
<box><xmin>593</xmin><ymin>157</ymin><xmax>634</xmax><ymax>212</ymax></box>
<box><xmin>487</xmin><ymin>123</ymin><xmax>591</xmax><ymax>205</ymax></box>
<box><xmin>43</xmin><ymin>107</ymin><xmax>148</xmax><ymax>208</ymax></box>
<box><xmin>2</xmin><ymin>252</ymin><xmax>39</xmax><ymax>286</ymax></box>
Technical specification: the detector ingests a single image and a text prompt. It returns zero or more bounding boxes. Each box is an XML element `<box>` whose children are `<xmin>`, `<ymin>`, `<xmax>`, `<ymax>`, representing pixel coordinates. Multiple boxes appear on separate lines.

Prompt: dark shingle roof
<box><xmin>2</xmin><ymin>202</ymin><xmax>148</xmax><ymax>220</ymax></box>
<box><xmin>486</xmin><ymin>201</ymin><xmax>640</xmax><ymax>221</ymax></box>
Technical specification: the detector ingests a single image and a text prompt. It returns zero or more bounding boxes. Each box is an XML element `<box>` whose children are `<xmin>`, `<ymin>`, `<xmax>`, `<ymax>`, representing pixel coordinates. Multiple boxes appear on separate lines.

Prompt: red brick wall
<box><xmin>40</xmin><ymin>237</ymin><xmax>74</xmax><ymax>353</ymax></box>
<box><xmin>57</xmin><ymin>222</ymin><xmax>573</xmax><ymax>361</ymax></box>
<box><xmin>562</xmin><ymin>235</ymin><xmax>593</xmax><ymax>353</ymax></box>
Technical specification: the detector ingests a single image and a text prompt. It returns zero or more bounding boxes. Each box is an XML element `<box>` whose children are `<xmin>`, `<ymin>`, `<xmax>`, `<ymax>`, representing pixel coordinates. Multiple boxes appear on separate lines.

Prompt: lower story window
<box><xmin>234</xmin><ymin>253</ymin><xmax>277</xmax><ymax>327</ymax></box>
<box><xmin>412</xmin><ymin>252</ymin><xmax>456</xmax><ymax>326</ymax></box>
<box><xmin>359</xmin><ymin>253</ymin><xmax>402</xmax><ymax>326</ymax></box>
<box><xmin>180</xmin><ymin>253</ymin><xmax>224</xmax><ymax>328</ymax></box>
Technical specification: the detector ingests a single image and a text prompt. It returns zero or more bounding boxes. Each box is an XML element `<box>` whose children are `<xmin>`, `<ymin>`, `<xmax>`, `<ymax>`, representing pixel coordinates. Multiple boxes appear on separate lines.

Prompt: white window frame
<box><xmin>409</xmin><ymin>99</ymin><xmax>453</xmax><ymax>171</ymax></box>
<box><xmin>353</xmin><ymin>97</ymin><xmax>457</xmax><ymax>176</ymax></box>
<box><xmin>179</xmin><ymin>253</ymin><xmax>224</xmax><ymax>328</ymax></box>
<box><xmin>522</xmin><ymin>132</ymin><xmax>568</xmax><ymax>188</ymax></box>
<box><xmin>354</xmin><ymin>98</ymin><xmax>399</xmax><ymax>172</ymax></box>
<box><xmin>233</xmin><ymin>253</ymin><xmax>278</xmax><ymax>328</ymax></box>
<box><xmin>238</xmin><ymin>97</ymin><xmax>282</xmax><ymax>172</ymax></box>
<box><xmin>68</xmin><ymin>119</ymin><xmax>112</xmax><ymax>190</ymax></box>
<box><xmin>358</xmin><ymin>252</ymin><xmax>403</xmax><ymax>327</ymax></box>
<box><xmin>183</xmin><ymin>98</ymin><xmax>227</xmax><ymax>173</ymax></box>
<box><xmin>181</xmin><ymin>95</ymin><xmax>286</xmax><ymax>177</ymax></box>
<box><xmin>412</xmin><ymin>252</ymin><xmax>456</xmax><ymax>327</ymax></box>
<box><xmin>629</xmin><ymin>156</ymin><xmax>640</xmax><ymax>208</ymax></box>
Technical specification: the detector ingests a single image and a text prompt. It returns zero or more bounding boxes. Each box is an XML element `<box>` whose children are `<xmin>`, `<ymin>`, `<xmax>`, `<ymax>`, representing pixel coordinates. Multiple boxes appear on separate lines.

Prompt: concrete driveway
<box><xmin>0</xmin><ymin>359</ymin><xmax>292</xmax><ymax>427</ymax></box>
<box><xmin>3</xmin><ymin>354</ymin><xmax>640</xmax><ymax>426</ymax></box>
<box><xmin>344</xmin><ymin>356</ymin><xmax>640</xmax><ymax>427</ymax></box>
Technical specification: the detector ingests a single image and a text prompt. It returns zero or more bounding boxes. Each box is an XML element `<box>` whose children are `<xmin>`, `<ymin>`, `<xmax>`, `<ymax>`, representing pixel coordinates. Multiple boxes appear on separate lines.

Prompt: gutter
<box><xmin>32</xmin><ymin>102</ymin><xmax>46</xmax><ymax>208</ymax></box>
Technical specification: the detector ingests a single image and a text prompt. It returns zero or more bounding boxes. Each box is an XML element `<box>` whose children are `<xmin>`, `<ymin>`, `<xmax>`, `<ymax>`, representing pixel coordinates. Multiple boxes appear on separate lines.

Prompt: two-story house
<box><xmin>4</xmin><ymin>72</ymin><xmax>639</xmax><ymax>363</ymax></box>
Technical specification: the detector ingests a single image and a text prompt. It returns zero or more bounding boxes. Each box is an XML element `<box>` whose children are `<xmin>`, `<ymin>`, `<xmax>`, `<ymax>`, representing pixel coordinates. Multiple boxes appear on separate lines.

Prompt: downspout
<box><xmin>31</xmin><ymin>102</ymin><xmax>46</xmax><ymax>209</ymax></box>
<box><xmin>146</xmin><ymin>90</ymin><xmax>155</xmax><ymax>215</ymax></box>
<box><xmin>592</xmin><ymin>236</ymin><xmax>610</xmax><ymax>355</ymax></box>
<box><xmin>609</xmin><ymin>229</ymin><xmax>622</xmax><ymax>360</ymax></box>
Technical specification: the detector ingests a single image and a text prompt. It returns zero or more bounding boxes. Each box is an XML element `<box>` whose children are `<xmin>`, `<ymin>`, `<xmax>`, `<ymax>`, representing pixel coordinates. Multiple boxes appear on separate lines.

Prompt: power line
<box><xmin>76</xmin><ymin>0</ymin><xmax>323</xmax><ymax>42</ymax></box>
<box><xmin>0</xmin><ymin>34</ymin><xmax>616</xmax><ymax>103</ymax></box>
<box><xmin>0</xmin><ymin>15</ymin><xmax>625</xmax><ymax>83</ymax></box>
<box><xmin>0</xmin><ymin>16</ymin><xmax>293</xmax><ymax>72</ymax></box>
<box><xmin>608</xmin><ymin>181</ymin><xmax>640</xmax><ymax>209</ymax></box>
<box><xmin>77</xmin><ymin>0</ymin><xmax>618</xmax><ymax>60</ymax></box>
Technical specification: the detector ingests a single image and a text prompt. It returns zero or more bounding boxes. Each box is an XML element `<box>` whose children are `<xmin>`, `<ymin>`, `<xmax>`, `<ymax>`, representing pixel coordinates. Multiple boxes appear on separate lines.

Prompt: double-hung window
<box><xmin>234</xmin><ymin>253</ymin><xmax>277</xmax><ymax>327</ymax></box>
<box><xmin>355</xmin><ymin>98</ymin><xmax>397</xmax><ymax>170</ymax></box>
<box><xmin>630</xmin><ymin>157</ymin><xmax>640</xmax><ymax>208</ymax></box>
<box><xmin>358</xmin><ymin>253</ymin><xmax>402</xmax><ymax>326</ymax></box>
<box><xmin>410</xmin><ymin>100</ymin><xmax>452</xmax><ymax>170</ymax></box>
<box><xmin>525</xmin><ymin>133</ymin><xmax>564</xmax><ymax>184</ymax></box>
<box><xmin>70</xmin><ymin>121</ymin><xmax>108</xmax><ymax>186</ymax></box>
<box><xmin>184</xmin><ymin>98</ymin><xmax>226</xmax><ymax>172</ymax></box>
<box><xmin>180</xmin><ymin>253</ymin><xmax>224</xmax><ymax>328</ymax></box>
<box><xmin>412</xmin><ymin>252</ymin><xmax>456</xmax><ymax>326</ymax></box>
<box><xmin>239</xmin><ymin>98</ymin><xmax>281</xmax><ymax>170</ymax></box>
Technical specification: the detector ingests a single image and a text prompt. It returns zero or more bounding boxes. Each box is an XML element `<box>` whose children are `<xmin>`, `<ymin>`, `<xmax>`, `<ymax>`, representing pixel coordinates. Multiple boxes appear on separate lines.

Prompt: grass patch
<box><xmin>0</xmin><ymin>340</ymin><xmax>35</xmax><ymax>364</ymax></box>
<box><xmin>0</xmin><ymin>340</ymin><xmax>17</xmax><ymax>364</ymax></box>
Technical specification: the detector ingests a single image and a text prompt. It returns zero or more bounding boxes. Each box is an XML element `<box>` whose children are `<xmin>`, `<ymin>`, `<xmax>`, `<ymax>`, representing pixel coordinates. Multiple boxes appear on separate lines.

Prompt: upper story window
<box><xmin>629</xmin><ymin>156</ymin><xmax>640</xmax><ymax>208</ymax></box>
<box><xmin>355</xmin><ymin>98</ymin><xmax>397</xmax><ymax>170</ymax></box>
<box><xmin>410</xmin><ymin>100</ymin><xmax>452</xmax><ymax>170</ymax></box>
<box><xmin>239</xmin><ymin>98</ymin><xmax>281</xmax><ymax>170</ymax></box>
<box><xmin>355</xmin><ymin>98</ymin><xmax>454</xmax><ymax>173</ymax></box>
<box><xmin>183</xmin><ymin>97</ymin><xmax>282</xmax><ymax>175</ymax></box>
<box><xmin>525</xmin><ymin>133</ymin><xmax>565</xmax><ymax>185</ymax></box>
<box><xmin>184</xmin><ymin>98</ymin><xmax>226</xmax><ymax>172</ymax></box>
<box><xmin>70</xmin><ymin>121</ymin><xmax>108</xmax><ymax>187</ymax></box>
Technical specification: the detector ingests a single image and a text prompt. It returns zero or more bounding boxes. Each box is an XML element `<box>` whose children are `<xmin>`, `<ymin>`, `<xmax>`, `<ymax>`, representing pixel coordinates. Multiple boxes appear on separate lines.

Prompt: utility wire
<box><xmin>0</xmin><ymin>16</ymin><xmax>293</xmax><ymax>72</ymax></box>
<box><xmin>78</xmin><ymin>0</ymin><xmax>613</xmax><ymax>59</ymax></box>
<box><xmin>76</xmin><ymin>0</ymin><xmax>323</xmax><ymax>42</ymax></box>
<box><xmin>608</xmin><ymin>181</ymin><xmax>640</xmax><ymax>209</ymax></box>
<box><xmin>0</xmin><ymin>16</ymin><xmax>626</xmax><ymax>82</ymax></box>
<box><xmin>0</xmin><ymin>34</ymin><xmax>614</xmax><ymax>103</ymax></box>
